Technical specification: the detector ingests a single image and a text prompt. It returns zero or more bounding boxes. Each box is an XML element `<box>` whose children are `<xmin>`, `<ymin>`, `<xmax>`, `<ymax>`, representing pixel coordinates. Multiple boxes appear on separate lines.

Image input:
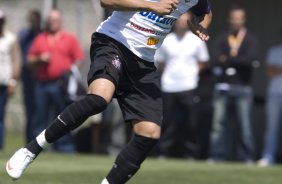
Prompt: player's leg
<box><xmin>6</xmin><ymin>78</ymin><xmax>115</xmax><ymax>180</ymax></box>
<box><xmin>100</xmin><ymin>48</ymin><xmax>163</xmax><ymax>183</ymax></box>
<box><xmin>102</xmin><ymin>121</ymin><xmax>160</xmax><ymax>184</ymax></box>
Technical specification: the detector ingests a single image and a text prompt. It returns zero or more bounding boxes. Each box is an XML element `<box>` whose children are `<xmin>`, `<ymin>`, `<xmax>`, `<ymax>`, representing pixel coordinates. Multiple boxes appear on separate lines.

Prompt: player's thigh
<box><xmin>88</xmin><ymin>78</ymin><xmax>115</xmax><ymax>103</ymax></box>
<box><xmin>132</xmin><ymin>120</ymin><xmax>161</xmax><ymax>139</ymax></box>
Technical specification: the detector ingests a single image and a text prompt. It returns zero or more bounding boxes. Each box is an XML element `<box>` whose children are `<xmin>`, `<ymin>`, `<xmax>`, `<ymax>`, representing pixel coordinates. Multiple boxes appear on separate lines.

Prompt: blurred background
<box><xmin>0</xmin><ymin>0</ymin><xmax>282</xmax><ymax>167</ymax></box>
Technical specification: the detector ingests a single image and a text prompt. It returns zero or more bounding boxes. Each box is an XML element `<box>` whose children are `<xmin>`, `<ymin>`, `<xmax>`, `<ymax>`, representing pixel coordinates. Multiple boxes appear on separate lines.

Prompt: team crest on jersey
<box><xmin>112</xmin><ymin>55</ymin><xmax>121</xmax><ymax>70</ymax></box>
<box><xmin>147</xmin><ymin>37</ymin><xmax>160</xmax><ymax>46</ymax></box>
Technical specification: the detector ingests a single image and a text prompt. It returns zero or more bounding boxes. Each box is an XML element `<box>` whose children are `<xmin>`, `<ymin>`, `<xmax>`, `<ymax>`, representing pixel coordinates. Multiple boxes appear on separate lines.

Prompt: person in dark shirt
<box><xmin>209</xmin><ymin>5</ymin><xmax>258</xmax><ymax>163</ymax></box>
<box><xmin>18</xmin><ymin>10</ymin><xmax>41</xmax><ymax>143</ymax></box>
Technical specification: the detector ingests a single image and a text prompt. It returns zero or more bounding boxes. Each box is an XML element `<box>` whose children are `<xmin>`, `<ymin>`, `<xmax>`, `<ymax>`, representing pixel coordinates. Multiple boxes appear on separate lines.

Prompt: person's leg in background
<box><xmin>94</xmin><ymin>100</ymin><xmax>118</xmax><ymax>154</ymax></box>
<box><xmin>236</xmin><ymin>86</ymin><xmax>255</xmax><ymax>163</ymax></box>
<box><xmin>194</xmin><ymin>97</ymin><xmax>213</xmax><ymax>159</ymax></box>
<box><xmin>21</xmin><ymin>66</ymin><xmax>36</xmax><ymax>143</ymax></box>
<box><xmin>179</xmin><ymin>90</ymin><xmax>197</xmax><ymax>158</ymax></box>
<box><xmin>30</xmin><ymin>83</ymin><xmax>50</xmax><ymax>141</ymax></box>
<box><xmin>107</xmin><ymin>99</ymin><xmax>127</xmax><ymax>155</ymax></box>
<box><xmin>259</xmin><ymin>94</ymin><xmax>282</xmax><ymax>165</ymax></box>
<box><xmin>209</xmin><ymin>89</ymin><xmax>229</xmax><ymax>161</ymax></box>
<box><xmin>0</xmin><ymin>86</ymin><xmax>8</xmax><ymax>150</ymax></box>
<box><xmin>159</xmin><ymin>92</ymin><xmax>179</xmax><ymax>157</ymax></box>
<box><xmin>49</xmin><ymin>81</ymin><xmax>75</xmax><ymax>153</ymax></box>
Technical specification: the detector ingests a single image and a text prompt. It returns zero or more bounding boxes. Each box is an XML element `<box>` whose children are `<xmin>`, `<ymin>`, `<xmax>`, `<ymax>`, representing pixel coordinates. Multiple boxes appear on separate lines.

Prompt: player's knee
<box><xmin>134</xmin><ymin>122</ymin><xmax>161</xmax><ymax>140</ymax></box>
<box><xmin>88</xmin><ymin>78</ymin><xmax>115</xmax><ymax>103</ymax></box>
<box><xmin>83</xmin><ymin>94</ymin><xmax>108</xmax><ymax>113</ymax></box>
<box><xmin>134</xmin><ymin>134</ymin><xmax>159</xmax><ymax>152</ymax></box>
<box><xmin>143</xmin><ymin>128</ymin><xmax>161</xmax><ymax>140</ymax></box>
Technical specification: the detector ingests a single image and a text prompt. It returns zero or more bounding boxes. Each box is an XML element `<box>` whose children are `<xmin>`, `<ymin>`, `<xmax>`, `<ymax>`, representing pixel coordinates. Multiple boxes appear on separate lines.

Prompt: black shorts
<box><xmin>87</xmin><ymin>32</ymin><xmax>163</xmax><ymax>125</ymax></box>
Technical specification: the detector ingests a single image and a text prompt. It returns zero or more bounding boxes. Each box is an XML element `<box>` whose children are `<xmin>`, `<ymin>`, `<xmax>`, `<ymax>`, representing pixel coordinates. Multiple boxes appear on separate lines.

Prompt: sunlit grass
<box><xmin>0</xmin><ymin>134</ymin><xmax>281</xmax><ymax>184</ymax></box>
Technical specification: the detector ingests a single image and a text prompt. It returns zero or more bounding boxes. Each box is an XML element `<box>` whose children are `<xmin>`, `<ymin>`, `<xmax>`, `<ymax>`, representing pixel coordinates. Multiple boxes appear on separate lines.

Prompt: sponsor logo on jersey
<box><xmin>130</xmin><ymin>22</ymin><xmax>155</xmax><ymax>34</ymax></box>
<box><xmin>129</xmin><ymin>22</ymin><xmax>167</xmax><ymax>36</ymax></box>
<box><xmin>147</xmin><ymin>37</ymin><xmax>160</xmax><ymax>46</ymax></box>
<box><xmin>139</xmin><ymin>12</ymin><xmax>177</xmax><ymax>29</ymax></box>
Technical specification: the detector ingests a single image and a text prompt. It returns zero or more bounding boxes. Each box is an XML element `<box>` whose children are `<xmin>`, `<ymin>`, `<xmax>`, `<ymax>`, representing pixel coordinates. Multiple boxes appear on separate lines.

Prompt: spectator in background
<box><xmin>0</xmin><ymin>10</ymin><xmax>21</xmax><ymax>150</ymax></box>
<box><xmin>194</xmin><ymin>55</ymin><xmax>215</xmax><ymax>159</ymax></box>
<box><xmin>18</xmin><ymin>10</ymin><xmax>41</xmax><ymax>143</ymax></box>
<box><xmin>258</xmin><ymin>34</ymin><xmax>282</xmax><ymax>167</ymax></box>
<box><xmin>28</xmin><ymin>9</ymin><xmax>84</xmax><ymax>152</ymax></box>
<box><xmin>105</xmin><ymin>100</ymin><xmax>130</xmax><ymax>155</ymax></box>
<box><xmin>209</xmin><ymin>6</ymin><xmax>258</xmax><ymax>163</ymax></box>
<box><xmin>156</xmin><ymin>12</ymin><xmax>210</xmax><ymax>158</ymax></box>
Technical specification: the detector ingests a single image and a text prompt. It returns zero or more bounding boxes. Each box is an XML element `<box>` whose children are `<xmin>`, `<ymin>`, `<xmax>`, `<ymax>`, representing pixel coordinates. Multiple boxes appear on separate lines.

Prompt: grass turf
<box><xmin>0</xmin><ymin>134</ymin><xmax>282</xmax><ymax>184</ymax></box>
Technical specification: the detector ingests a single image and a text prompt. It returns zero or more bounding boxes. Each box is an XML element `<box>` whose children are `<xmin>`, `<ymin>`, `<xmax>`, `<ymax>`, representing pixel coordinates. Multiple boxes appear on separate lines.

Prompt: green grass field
<box><xmin>1</xmin><ymin>134</ymin><xmax>282</xmax><ymax>184</ymax></box>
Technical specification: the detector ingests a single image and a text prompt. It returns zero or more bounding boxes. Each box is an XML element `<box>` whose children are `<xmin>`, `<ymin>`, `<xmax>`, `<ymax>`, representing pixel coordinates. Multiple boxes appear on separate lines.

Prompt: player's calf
<box><xmin>104</xmin><ymin>121</ymin><xmax>160</xmax><ymax>184</ymax></box>
<box><xmin>25</xmin><ymin>94</ymin><xmax>108</xmax><ymax>155</ymax></box>
<box><xmin>6</xmin><ymin>94</ymin><xmax>108</xmax><ymax>180</ymax></box>
<box><xmin>105</xmin><ymin>134</ymin><xmax>159</xmax><ymax>184</ymax></box>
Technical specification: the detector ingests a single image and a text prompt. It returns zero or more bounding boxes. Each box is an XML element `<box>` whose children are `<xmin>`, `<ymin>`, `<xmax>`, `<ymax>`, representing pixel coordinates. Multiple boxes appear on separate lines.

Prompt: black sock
<box><xmin>106</xmin><ymin>134</ymin><xmax>158</xmax><ymax>184</ymax></box>
<box><xmin>25</xmin><ymin>94</ymin><xmax>107</xmax><ymax>155</ymax></box>
<box><xmin>45</xmin><ymin>94</ymin><xmax>107</xmax><ymax>143</ymax></box>
<box><xmin>45</xmin><ymin>118</ymin><xmax>69</xmax><ymax>143</ymax></box>
<box><xmin>25</xmin><ymin>139</ymin><xmax>43</xmax><ymax>156</ymax></box>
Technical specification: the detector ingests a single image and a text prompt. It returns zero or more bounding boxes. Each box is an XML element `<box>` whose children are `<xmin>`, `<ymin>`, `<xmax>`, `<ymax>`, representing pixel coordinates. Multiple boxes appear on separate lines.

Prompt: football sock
<box><xmin>36</xmin><ymin>130</ymin><xmax>50</xmax><ymax>149</ymax></box>
<box><xmin>101</xmin><ymin>178</ymin><xmax>110</xmax><ymax>184</ymax></box>
<box><xmin>25</xmin><ymin>140</ymin><xmax>42</xmax><ymax>156</ymax></box>
<box><xmin>106</xmin><ymin>134</ymin><xmax>158</xmax><ymax>184</ymax></box>
<box><xmin>25</xmin><ymin>130</ymin><xmax>50</xmax><ymax>156</ymax></box>
<box><xmin>25</xmin><ymin>94</ymin><xmax>108</xmax><ymax>155</ymax></box>
<box><xmin>46</xmin><ymin>94</ymin><xmax>107</xmax><ymax>142</ymax></box>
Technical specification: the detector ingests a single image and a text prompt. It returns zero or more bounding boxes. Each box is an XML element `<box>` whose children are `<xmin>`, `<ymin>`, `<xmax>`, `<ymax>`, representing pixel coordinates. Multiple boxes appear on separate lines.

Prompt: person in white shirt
<box><xmin>0</xmin><ymin>10</ymin><xmax>21</xmax><ymax>150</ymax></box>
<box><xmin>155</xmin><ymin>12</ymin><xmax>209</xmax><ymax>157</ymax></box>
<box><xmin>7</xmin><ymin>1</ymin><xmax>212</xmax><ymax>183</ymax></box>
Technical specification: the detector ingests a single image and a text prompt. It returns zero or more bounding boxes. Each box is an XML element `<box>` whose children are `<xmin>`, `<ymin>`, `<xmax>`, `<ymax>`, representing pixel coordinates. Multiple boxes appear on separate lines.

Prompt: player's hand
<box><xmin>188</xmin><ymin>20</ymin><xmax>210</xmax><ymax>41</ymax></box>
<box><xmin>152</xmin><ymin>0</ymin><xmax>179</xmax><ymax>15</ymax></box>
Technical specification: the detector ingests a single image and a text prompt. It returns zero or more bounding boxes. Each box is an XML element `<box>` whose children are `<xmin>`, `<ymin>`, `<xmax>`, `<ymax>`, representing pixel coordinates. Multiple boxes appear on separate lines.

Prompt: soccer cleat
<box><xmin>6</xmin><ymin>148</ymin><xmax>36</xmax><ymax>180</ymax></box>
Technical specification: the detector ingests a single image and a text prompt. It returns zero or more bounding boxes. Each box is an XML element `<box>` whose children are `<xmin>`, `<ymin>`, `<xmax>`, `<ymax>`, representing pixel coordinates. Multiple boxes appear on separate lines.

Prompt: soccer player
<box><xmin>6</xmin><ymin>0</ymin><xmax>212</xmax><ymax>183</ymax></box>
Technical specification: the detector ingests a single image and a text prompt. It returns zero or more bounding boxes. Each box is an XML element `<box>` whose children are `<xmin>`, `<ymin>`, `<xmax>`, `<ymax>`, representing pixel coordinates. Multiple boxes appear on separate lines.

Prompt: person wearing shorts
<box><xmin>6</xmin><ymin>0</ymin><xmax>212</xmax><ymax>183</ymax></box>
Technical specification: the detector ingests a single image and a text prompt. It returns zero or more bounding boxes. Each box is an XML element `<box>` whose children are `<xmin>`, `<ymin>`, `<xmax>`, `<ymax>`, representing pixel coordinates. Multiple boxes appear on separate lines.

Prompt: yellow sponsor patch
<box><xmin>147</xmin><ymin>37</ymin><xmax>159</xmax><ymax>46</ymax></box>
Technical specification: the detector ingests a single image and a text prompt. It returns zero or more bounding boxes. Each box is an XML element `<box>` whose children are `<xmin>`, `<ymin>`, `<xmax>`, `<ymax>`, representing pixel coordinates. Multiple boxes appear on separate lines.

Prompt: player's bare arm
<box><xmin>188</xmin><ymin>11</ymin><xmax>212</xmax><ymax>41</ymax></box>
<box><xmin>100</xmin><ymin>0</ymin><xmax>179</xmax><ymax>15</ymax></box>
